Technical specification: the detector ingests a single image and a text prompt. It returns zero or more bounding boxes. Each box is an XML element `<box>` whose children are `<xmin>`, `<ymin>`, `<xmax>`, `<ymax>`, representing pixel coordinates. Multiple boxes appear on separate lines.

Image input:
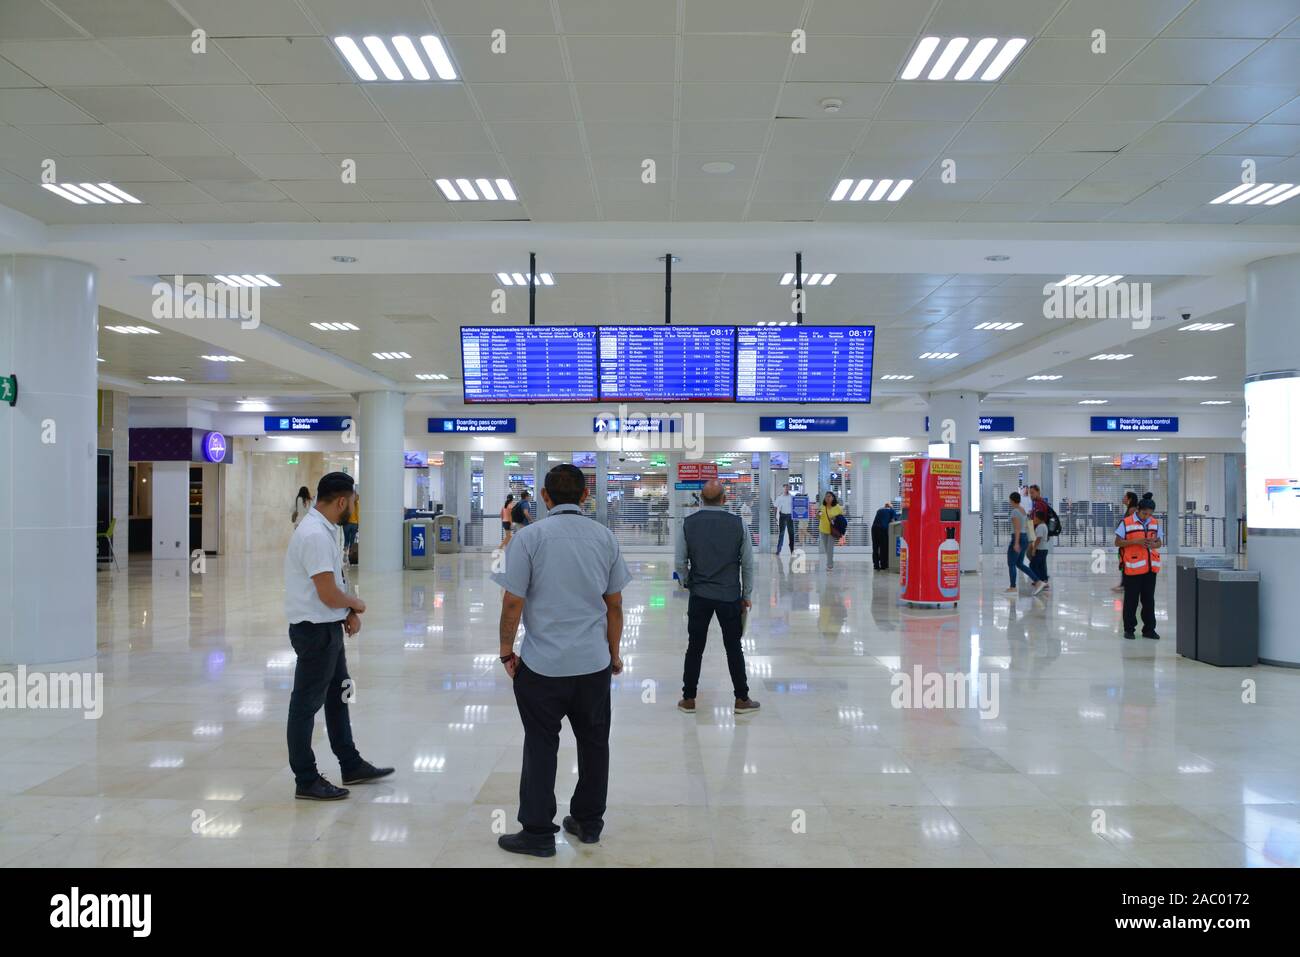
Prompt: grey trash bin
<box><xmin>1195</xmin><ymin>568</ymin><xmax>1261</xmax><ymax>667</ymax></box>
<box><xmin>434</xmin><ymin>514</ymin><xmax>459</xmax><ymax>554</ymax></box>
<box><xmin>1175</xmin><ymin>555</ymin><xmax>1234</xmax><ymax>660</ymax></box>
<box><xmin>886</xmin><ymin>520</ymin><xmax>902</xmax><ymax>574</ymax></box>
<box><xmin>403</xmin><ymin>518</ymin><xmax>433</xmax><ymax>569</ymax></box>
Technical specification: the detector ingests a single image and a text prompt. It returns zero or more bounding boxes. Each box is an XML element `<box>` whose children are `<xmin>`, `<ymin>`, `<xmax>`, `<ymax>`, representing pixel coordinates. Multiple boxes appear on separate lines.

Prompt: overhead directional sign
<box><xmin>759</xmin><ymin>416</ymin><xmax>849</xmax><ymax>432</ymax></box>
<box><xmin>264</xmin><ymin>415</ymin><xmax>350</xmax><ymax>432</ymax></box>
<box><xmin>1090</xmin><ymin>416</ymin><xmax>1179</xmax><ymax>433</ymax></box>
<box><xmin>430</xmin><ymin>417</ymin><xmax>517</xmax><ymax>433</ymax></box>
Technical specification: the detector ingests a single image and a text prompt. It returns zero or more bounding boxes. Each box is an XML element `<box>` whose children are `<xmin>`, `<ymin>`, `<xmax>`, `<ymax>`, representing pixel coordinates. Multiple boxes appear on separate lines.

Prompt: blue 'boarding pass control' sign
<box><xmin>759</xmin><ymin>416</ymin><xmax>849</xmax><ymax>432</ymax></box>
<box><xmin>1091</xmin><ymin>416</ymin><xmax>1179</xmax><ymax>433</ymax></box>
<box><xmin>431</xmin><ymin>417</ymin><xmax>517</xmax><ymax>433</ymax></box>
<box><xmin>264</xmin><ymin>415</ymin><xmax>351</xmax><ymax>432</ymax></box>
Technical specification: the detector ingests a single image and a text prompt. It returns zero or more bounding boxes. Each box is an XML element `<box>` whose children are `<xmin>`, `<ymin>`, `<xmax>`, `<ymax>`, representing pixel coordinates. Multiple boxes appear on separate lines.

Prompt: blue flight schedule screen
<box><xmin>598</xmin><ymin>325</ymin><xmax>735</xmax><ymax>401</ymax></box>
<box><xmin>461</xmin><ymin>326</ymin><xmax>599</xmax><ymax>403</ymax></box>
<box><xmin>735</xmin><ymin>325</ymin><xmax>875</xmax><ymax>403</ymax></box>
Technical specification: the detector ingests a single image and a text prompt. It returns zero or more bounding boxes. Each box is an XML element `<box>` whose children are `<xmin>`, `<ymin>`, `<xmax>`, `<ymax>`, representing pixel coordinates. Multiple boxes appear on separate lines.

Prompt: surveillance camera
<box><xmin>1181</xmin><ymin>312</ymin><xmax>1191</xmax><ymax>321</ymax></box>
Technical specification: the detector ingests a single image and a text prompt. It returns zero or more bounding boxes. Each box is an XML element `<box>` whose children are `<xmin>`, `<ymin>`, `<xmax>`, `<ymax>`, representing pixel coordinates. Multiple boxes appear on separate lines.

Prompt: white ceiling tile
<box><xmin>1128</xmin><ymin>121</ymin><xmax>1246</xmax><ymax>153</ymax></box>
<box><xmin>684</xmin><ymin>0</ymin><xmax>802</xmax><ymax>33</ymax></box>
<box><xmin>1213</xmin><ymin>124</ymin><xmax>1300</xmax><ymax>155</ymax></box>
<box><xmin>173</xmin><ymin>0</ymin><xmax>317</xmax><ymax>37</ymax></box>
<box><xmin>676</xmin><ymin>153</ymin><xmax>761</xmax><ymax>180</ymax></box>
<box><xmin>841</xmin><ymin>154</ymin><xmax>935</xmax><ymax>178</ymax></box>
<box><xmin>100</xmin><ymin>39</ymin><xmax>248</xmax><ymax>84</ymax></box>
<box><xmin>766</xmin><ymin>118</ymin><xmax>864</xmax><ymax>153</ymax></box>
<box><xmin>206</xmin><ymin>122</ymin><xmax>319</xmax><ymax>154</ymax></box>
<box><xmin>1167</xmin><ymin>84</ymin><xmax>1297</xmax><ymax>123</ymax></box>
<box><xmin>1036</xmin><ymin>121</ymin><xmax>1155</xmax><ymax>152</ymax></box>
<box><xmin>189</xmin><ymin>179</ymin><xmax>286</xmax><ymax>202</ymax></box>
<box><xmin>57</xmin><ymin>86</ymin><xmax>190</xmax><ymax>123</ymax></box>
<box><xmin>275</xmin><ymin>180</ymin><xmax>370</xmax><ymax>203</ymax></box>
<box><xmin>0</xmin><ymin>40</ymin><xmax>143</xmax><ymax>85</ymax></box>
<box><xmin>674</xmin><ymin>178</ymin><xmax>753</xmax><ymax>203</ymax></box>
<box><xmin>302</xmin><ymin>202</ymin><xmax>389</xmax><ymax>222</ymax></box>
<box><xmin>554</xmin><ymin>0</ymin><xmax>675</xmax><ymax>34</ymax></box>
<box><xmin>298</xmin><ymin>122</ymin><xmax>408</xmax><ymax>153</ymax></box>
<box><xmin>674</xmin><ymin>201</ymin><xmax>750</xmax><ymax>221</ymax></box>
<box><xmin>393</xmin><ymin>121</ymin><xmax>494</xmax><ymax>154</ymax></box>
<box><xmin>980</xmin><ymin>180</ymin><xmax>1072</xmax><ymax>203</ymax></box>
<box><xmin>223</xmin><ymin>200</ymin><xmax>316</xmax><ymax>222</ymax></box>
<box><xmin>1170</xmin><ymin>205</ymin><xmax>1258</xmax><ymax>224</ymax></box>
<box><xmin>891</xmin><ymin>201</ymin><xmax>975</xmax><ymax>222</ymax></box>
<box><xmin>449</xmin><ymin>36</ymin><xmax>568</xmax><ymax>83</ymax></box>
<box><xmin>158</xmin><ymin>202</ymin><xmax>253</xmax><ymax>222</ymax></box>
<box><xmin>928</xmin><ymin>0</ymin><xmax>1062</xmax><ymax>36</ymax></box>
<box><xmin>1161</xmin><ymin>0</ymin><xmax>1300</xmax><ymax>38</ymax></box>
<box><xmin>0</xmin><ymin>55</ymin><xmax>40</xmax><ymax>88</ymax></box>
<box><xmin>0</xmin><ymin>88</ymin><xmax>95</xmax><ymax>123</ymax></box>
<box><xmin>683</xmin><ymin>36</ymin><xmax>792</xmax><ymax>83</ymax></box>
<box><xmin>118</xmin><ymin>181</ymin><xmax>215</xmax><ymax>204</ymax></box>
<box><xmin>216</xmin><ymin>38</ymin><xmax>352</xmax><ymax>84</ymax></box>
<box><xmin>1261</xmin><ymin>95</ymin><xmax>1300</xmax><ymax>123</ymax></box>
<box><xmin>904</xmin><ymin>179</ymin><xmax>993</xmax><ymax>201</ymax></box>
<box><xmin>1217</xmin><ymin>40</ymin><xmax>1300</xmax><ymax>85</ymax></box>
<box><xmin>788</xmin><ymin>37</ymin><xmax>911</xmax><ymax>83</ymax></box>
<box><xmin>678</xmin><ymin>121</ymin><xmax>770</xmax><ymax>152</ymax></box>
<box><xmin>50</xmin><ymin>0</ymin><xmax>194</xmax><ymax>37</ymax></box>
<box><xmin>370</xmin><ymin>201</ymin><xmax>459</xmax><ymax>221</ymax></box>
<box><xmin>490</xmin><ymin>121</ymin><xmax>584</xmax><ymax>154</ymax></box>
<box><xmin>1007</xmin><ymin>153</ymin><xmax>1116</xmax><ymax>179</ymax></box>
<box><xmin>1167</xmin><ymin>154</ymin><xmax>1271</xmax><ymax>181</ymax></box>
<box><xmin>1047</xmin><ymin>0</ymin><xmax>1191</xmax><ymax>38</ymax></box>
<box><xmin>1244</xmin><ymin>202</ymin><xmax>1300</xmax><ymax>225</ymax></box>
<box><xmin>817</xmin><ymin>201</ymin><xmax>893</xmax><ymax>221</ymax></box>
<box><xmin>970</xmin><ymin>84</ymin><xmax>1099</xmax><ymax>122</ymax></box>
<box><xmin>472</xmin><ymin>83</ymin><xmax>576</xmax><ymax>121</ymax></box>
<box><xmin>0</xmin><ymin>1</ymin><xmax>82</xmax><ymax>39</ymax></box>
<box><xmin>155</xmin><ymin>85</ymin><xmax>285</xmax><ymax>122</ymax></box>
<box><xmin>111</xmin><ymin>121</ymin><xmax>231</xmax><ymax>156</ymax></box>
<box><xmin>567</xmin><ymin>36</ymin><xmax>675</xmax><ymax>83</ymax></box>
<box><xmin>365</xmin><ymin>83</ymin><xmax>476</xmax><ymax>122</ymax></box>
<box><xmin>432</xmin><ymin>0</ymin><xmax>556</xmax><ymax>35</ymax></box>
<box><xmin>1006</xmin><ymin>38</ymin><xmax>1147</xmax><ymax>83</ymax></box>
<box><xmin>584</xmin><ymin>122</ymin><xmax>673</xmax><ymax>156</ymax></box>
<box><xmin>160</xmin><ymin>154</ymin><xmax>259</xmax><ymax>179</ymax></box>
<box><xmin>1059</xmin><ymin>180</ymin><xmax>1156</xmax><ymax>204</ymax></box>
<box><xmin>513</xmin><ymin>198</ymin><xmax>597</xmax><ymax>221</ymax></box>
<box><xmin>758</xmin><ymin>152</ymin><xmax>850</xmax><ymax>180</ymax></box>
<box><xmin>1034</xmin><ymin>203</ymin><xmax>1126</xmax><ymax>222</ymax></box>
<box><xmin>918</xmin><ymin>154</ymin><xmax>1025</xmax><ymax>180</ymax></box>
<box><xmin>804</xmin><ymin>0</ymin><xmax>931</xmax><ymax>36</ymax></box>
<box><xmin>325</xmin><ymin>153</ymin><xmax>426</xmax><ymax>179</ymax></box>
<box><xmin>745</xmin><ymin>201</ymin><xmax>821</xmax><ymax>221</ymax></box>
<box><xmin>77</xmin><ymin>154</ymin><xmax>184</xmax><ymax>181</ymax></box>
<box><xmin>776</xmin><ymin>82</ymin><xmax>887</xmax><ymax>119</ymax></box>
<box><xmin>875</xmin><ymin>84</ymin><xmax>994</xmax><ymax>123</ymax></box>
<box><xmin>1072</xmin><ymin>84</ymin><xmax>1204</xmax><ymax>122</ymax></box>
<box><xmin>416</xmin><ymin>153</ymin><xmax>506</xmax><ymax>179</ymax></box>
<box><xmin>576</xmin><ymin>82</ymin><xmax>674</xmax><ymax>123</ymax></box>
<box><xmin>259</xmin><ymin>84</ymin><xmax>382</xmax><ymax>122</ymax></box>
<box><xmin>1086</xmin><ymin>154</ymin><xmax>1196</xmax><ymax>180</ymax></box>
<box><xmin>299</xmin><ymin>0</ymin><xmax>435</xmax><ymax>36</ymax></box>
<box><xmin>596</xmin><ymin>177</ymin><xmax>668</xmax><ymax>203</ymax></box>
<box><xmin>358</xmin><ymin>179</ymin><xmax>440</xmax><ymax>203</ymax></box>
<box><xmin>681</xmin><ymin>83</ymin><xmax>780</xmax><ymax>120</ymax></box>
<box><xmin>18</xmin><ymin>123</ymin><xmax>144</xmax><ymax>155</ymax></box>
<box><xmin>1112</xmin><ymin>38</ymin><xmax>1263</xmax><ymax>85</ymax></box>
<box><xmin>948</xmin><ymin>122</ymin><xmax>1056</xmax><ymax>153</ymax></box>
<box><xmin>240</xmin><ymin>153</ymin><xmax>338</xmax><ymax>179</ymax></box>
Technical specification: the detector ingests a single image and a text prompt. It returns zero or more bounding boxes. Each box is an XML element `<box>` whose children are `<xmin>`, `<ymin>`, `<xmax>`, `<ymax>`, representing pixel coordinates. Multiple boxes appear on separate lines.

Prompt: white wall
<box><xmin>150</xmin><ymin>461</ymin><xmax>190</xmax><ymax>561</ymax></box>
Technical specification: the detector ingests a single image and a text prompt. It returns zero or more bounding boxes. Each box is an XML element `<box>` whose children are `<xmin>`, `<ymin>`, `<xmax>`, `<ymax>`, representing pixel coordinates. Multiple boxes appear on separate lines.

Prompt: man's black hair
<box><xmin>544</xmin><ymin>464</ymin><xmax>586</xmax><ymax>506</ymax></box>
<box><xmin>316</xmin><ymin>471</ymin><xmax>355</xmax><ymax>503</ymax></box>
<box><xmin>1009</xmin><ymin>491</ymin><xmax>1021</xmax><ymax>503</ymax></box>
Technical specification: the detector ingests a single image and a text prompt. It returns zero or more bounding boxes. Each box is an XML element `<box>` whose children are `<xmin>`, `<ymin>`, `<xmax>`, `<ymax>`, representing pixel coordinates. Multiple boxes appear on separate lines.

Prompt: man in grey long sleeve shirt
<box><xmin>675</xmin><ymin>480</ymin><xmax>759</xmax><ymax>716</ymax></box>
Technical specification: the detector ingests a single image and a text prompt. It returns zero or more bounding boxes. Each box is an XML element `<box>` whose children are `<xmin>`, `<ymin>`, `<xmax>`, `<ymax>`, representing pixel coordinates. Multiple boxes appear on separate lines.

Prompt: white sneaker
<box><xmin>1033</xmin><ymin>581</ymin><xmax>1046</xmax><ymax>595</ymax></box>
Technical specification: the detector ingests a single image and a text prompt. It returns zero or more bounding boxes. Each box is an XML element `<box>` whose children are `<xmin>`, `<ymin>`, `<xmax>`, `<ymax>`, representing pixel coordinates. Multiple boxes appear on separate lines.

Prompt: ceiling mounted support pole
<box><xmin>795</xmin><ymin>251</ymin><xmax>803</xmax><ymax>325</ymax></box>
<box><xmin>665</xmin><ymin>252</ymin><xmax>672</xmax><ymax>325</ymax></box>
<box><xmin>529</xmin><ymin>251</ymin><xmax>536</xmax><ymax>326</ymax></box>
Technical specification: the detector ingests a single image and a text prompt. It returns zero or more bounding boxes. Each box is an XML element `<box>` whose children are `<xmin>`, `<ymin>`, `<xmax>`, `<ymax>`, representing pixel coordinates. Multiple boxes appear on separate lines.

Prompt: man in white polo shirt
<box><xmin>284</xmin><ymin>471</ymin><xmax>393</xmax><ymax>800</ymax></box>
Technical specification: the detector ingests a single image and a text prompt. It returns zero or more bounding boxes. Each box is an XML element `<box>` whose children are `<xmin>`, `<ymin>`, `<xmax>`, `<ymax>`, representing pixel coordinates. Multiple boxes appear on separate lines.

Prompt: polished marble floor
<box><xmin>3</xmin><ymin>548</ymin><xmax>1299</xmax><ymax>868</ymax></box>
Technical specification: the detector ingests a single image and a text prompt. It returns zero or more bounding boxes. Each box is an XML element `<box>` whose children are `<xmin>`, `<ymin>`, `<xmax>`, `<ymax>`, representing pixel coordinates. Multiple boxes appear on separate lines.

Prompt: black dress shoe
<box><xmin>1142</xmin><ymin>632</ymin><xmax>1161</xmax><ymax>640</ymax></box>
<box><xmin>498</xmin><ymin>831</ymin><xmax>556</xmax><ymax>857</ymax></box>
<box><xmin>342</xmin><ymin>761</ymin><xmax>395</xmax><ymax>785</ymax></box>
<box><xmin>1123</xmin><ymin>632</ymin><xmax>1136</xmax><ymax>640</ymax></box>
<box><xmin>295</xmin><ymin>775</ymin><xmax>349</xmax><ymax>801</ymax></box>
<box><xmin>563</xmin><ymin>815</ymin><xmax>600</xmax><ymax>844</ymax></box>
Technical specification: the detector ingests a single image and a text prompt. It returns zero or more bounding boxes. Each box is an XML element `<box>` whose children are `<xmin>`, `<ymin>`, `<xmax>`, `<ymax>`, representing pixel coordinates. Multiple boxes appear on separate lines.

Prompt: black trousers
<box><xmin>871</xmin><ymin>526</ymin><xmax>888</xmax><ymax>569</ymax></box>
<box><xmin>776</xmin><ymin>513</ymin><xmax>795</xmax><ymax>552</ymax></box>
<box><xmin>513</xmin><ymin>660</ymin><xmax>611</xmax><ymax>837</ymax></box>
<box><xmin>287</xmin><ymin>620</ymin><xmax>362</xmax><ymax>787</ymax></box>
<box><xmin>1122</xmin><ymin>572</ymin><xmax>1158</xmax><ymax>635</ymax></box>
<box><xmin>682</xmin><ymin>593</ymin><xmax>749</xmax><ymax>700</ymax></box>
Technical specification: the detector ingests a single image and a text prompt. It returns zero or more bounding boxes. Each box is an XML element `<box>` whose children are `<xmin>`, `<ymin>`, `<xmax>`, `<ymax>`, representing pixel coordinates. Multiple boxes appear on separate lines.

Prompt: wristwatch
<box><xmin>500</xmin><ymin>653</ymin><xmax>515</xmax><ymax>663</ymax></box>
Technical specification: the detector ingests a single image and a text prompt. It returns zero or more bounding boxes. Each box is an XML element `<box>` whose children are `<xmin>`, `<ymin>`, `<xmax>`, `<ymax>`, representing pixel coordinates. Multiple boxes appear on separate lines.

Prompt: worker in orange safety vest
<box><xmin>1113</xmin><ymin>493</ymin><xmax>1163</xmax><ymax>640</ymax></box>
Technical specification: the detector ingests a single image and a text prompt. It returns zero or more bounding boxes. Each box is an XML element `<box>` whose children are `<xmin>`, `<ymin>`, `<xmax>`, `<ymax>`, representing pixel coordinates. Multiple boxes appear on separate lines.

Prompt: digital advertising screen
<box><xmin>461</xmin><ymin>326</ymin><xmax>599</xmax><ymax>403</ymax></box>
<box><xmin>735</xmin><ymin>325</ymin><xmax>875</xmax><ymax>403</ymax></box>
<box><xmin>1120</xmin><ymin>453</ymin><xmax>1160</xmax><ymax>470</ymax></box>
<box><xmin>597</xmin><ymin>325</ymin><xmax>735</xmax><ymax>401</ymax></box>
<box><xmin>1246</xmin><ymin>375</ymin><xmax>1300</xmax><ymax>530</ymax></box>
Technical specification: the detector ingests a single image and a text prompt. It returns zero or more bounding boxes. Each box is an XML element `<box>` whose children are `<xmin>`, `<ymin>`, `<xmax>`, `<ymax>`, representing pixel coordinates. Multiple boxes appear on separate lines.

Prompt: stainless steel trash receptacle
<box><xmin>886</xmin><ymin>520</ymin><xmax>902</xmax><ymax>574</ymax></box>
<box><xmin>403</xmin><ymin>518</ymin><xmax>433</xmax><ymax>569</ymax></box>
<box><xmin>433</xmin><ymin>514</ymin><xmax>459</xmax><ymax>554</ymax></box>
<box><xmin>1195</xmin><ymin>568</ymin><xmax>1261</xmax><ymax>667</ymax></box>
<box><xmin>1176</xmin><ymin>555</ymin><xmax>1234</xmax><ymax>660</ymax></box>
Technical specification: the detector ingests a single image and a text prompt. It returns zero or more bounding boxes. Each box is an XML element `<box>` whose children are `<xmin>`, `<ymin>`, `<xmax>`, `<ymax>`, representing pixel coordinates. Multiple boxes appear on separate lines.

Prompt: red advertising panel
<box><xmin>898</xmin><ymin>458</ymin><xmax>962</xmax><ymax>607</ymax></box>
<box><xmin>677</xmin><ymin>462</ymin><xmax>719</xmax><ymax>481</ymax></box>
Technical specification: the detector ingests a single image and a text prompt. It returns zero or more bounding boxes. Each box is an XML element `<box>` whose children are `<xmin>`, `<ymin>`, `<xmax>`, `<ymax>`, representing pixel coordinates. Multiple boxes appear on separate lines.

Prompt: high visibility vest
<box><xmin>1120</xmin><ymin>516</ymin><xmax>1161</xmax><ymax>576</ymax></box>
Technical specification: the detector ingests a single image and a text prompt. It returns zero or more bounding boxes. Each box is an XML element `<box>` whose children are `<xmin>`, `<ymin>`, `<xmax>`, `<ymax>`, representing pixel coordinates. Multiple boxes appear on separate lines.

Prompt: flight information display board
<box><xmin>735</xmin><ymin>325</ymin><xmax>875</xmax><ymax>403</ymax></box>
<box><xmin>598</xmin><ymin>325</ymin><xmax>735</xmax><ymax>401</ymax></box>
<box><xmin>461</xmin><ymin>326</ymin><xmax>599</xmax><ymax>403</ymax></box>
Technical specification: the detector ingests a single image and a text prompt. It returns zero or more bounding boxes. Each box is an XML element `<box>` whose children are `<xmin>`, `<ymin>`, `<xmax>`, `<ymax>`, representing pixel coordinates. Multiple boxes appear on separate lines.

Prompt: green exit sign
<box><xmin>504</xmin><ymin>455</ymin><xmax>519</xmax><ymax>466</ymax></box>
<box><xmin>286</xmin><ymin>456</ymin><xmax>299</xmax><ymax>465</ymax></box>
<box><xmin>0</xmin><ymin>374</ymin><xmax>15</xmax><ymax>407</ymax></box>
<box><xmin>650</xmin><ymin>454</ymin><xmax>666</xmax><ymax>467</ymax></box>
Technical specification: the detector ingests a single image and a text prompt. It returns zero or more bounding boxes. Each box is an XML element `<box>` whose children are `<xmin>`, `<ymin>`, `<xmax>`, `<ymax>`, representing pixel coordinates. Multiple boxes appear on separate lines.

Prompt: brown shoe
<box><xmin>734</xmin><ymin>698</ymin><xmax>761</xmax><ymax>716</ymax></box>
<box><xmin>677</xmin><ymin>698</ymin><xmax>696</xmax><ymax>714</ymax></box>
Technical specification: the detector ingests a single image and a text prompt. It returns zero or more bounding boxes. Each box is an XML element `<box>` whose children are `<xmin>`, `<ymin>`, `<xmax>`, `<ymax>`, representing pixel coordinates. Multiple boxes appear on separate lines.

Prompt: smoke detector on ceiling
<box><xmin>820</xmin><ymin>98</ymin><xmax>844</xmax><ymax>113</ymax></box>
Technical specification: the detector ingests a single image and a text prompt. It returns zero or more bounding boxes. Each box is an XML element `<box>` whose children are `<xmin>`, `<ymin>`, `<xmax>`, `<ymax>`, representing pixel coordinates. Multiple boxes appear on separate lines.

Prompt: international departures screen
<box><xmin>461</xmin><ymin>326</ymin><xmax>599</xmax><ymax>403</ymax></box>
<box><xmin>598</xmin><ymin>325</ymin><xmax>735</xmax><ymax>402</ymax></box>
<box><xmin>735</xmin><ymin>325</ymin><xmax>875</xmax><ymax>403</ymax></box>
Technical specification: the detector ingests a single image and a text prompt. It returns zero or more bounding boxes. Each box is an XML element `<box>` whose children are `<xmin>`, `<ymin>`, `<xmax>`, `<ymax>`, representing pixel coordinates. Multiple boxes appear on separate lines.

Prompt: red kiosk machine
<box><xmin>898</xmin><ymin>457</ymin><xmax>962</xmax><ymax>608</ymax></box>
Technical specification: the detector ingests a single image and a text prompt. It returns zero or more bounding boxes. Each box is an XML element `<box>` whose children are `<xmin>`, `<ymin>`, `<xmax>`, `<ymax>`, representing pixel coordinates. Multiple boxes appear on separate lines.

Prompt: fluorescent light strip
<box><xmin>1179</xmin><ymin>322</ymin><xmax>1233</xmax><ymax>332</ymax></box>
<box><xmin>372</xmin><ymin>352</ymin><xmax>411</xmax><ymax>360</ymax></box>
<box><xmin>201</xmin><ymin>355</ymin><xmax>244</xmax><ymax>362</ymax></box>
<box><xmin>918</xmin><ymin>352</ymin><xmax>958</xmax><ymax>360</ymax></box>
<box><xmin>1079</xmin><ymin>399</ymin><xmax>1108</xmax><ymax>404</ymax></box>
<box><xmin>830</xmin><ymin>178</ymin><xmax>853</xmax><ymax>201</ymax></box>
<box><xmin>390</xmin><ymin>36</ymin><xmax>430</xmax><ymax>80</ymax></box>
<box><xmin>982</xmin><ymin>38</ymin><xmax>1027</xmax><ymax>80</ymax></box>
<box><xmin>78</xmin><ymin>183</ymin><xmax>120</xmax><ymax>203</ymax></box>
<box><xmin>955</xmin><ymin>38</ymin><xmax>998</xmax><ymax>80</ymax></box>
<box><xmin>928</xmin><ymin>38</ymin><xmax>969</xmax><ymax>79</ymax></box>
<box><xmin>475</xmin><ymin>178</ymin><xmax>498</xmax><ymax>200</ymax></box>
<box><xmin>1088</xmin><ymin>353</ymin><xmax>1133</xmax><ymax>361</ymax></box>
<box><xmin>61</xmin><ymin>183</ymin><xmax>103</xmax><ymax>203</ymax></box>
<box><xmin>888</xmin><ymin>179</ymin><xmax>913</xmax><ymax>201</ymax></box>
<box><xmin>495</xmin><ymin>178</ymin><xmax>516</xmax><ymax>201</ymax></box>
<box><xmin>104</xmin><ymin>325</ymin><xmax>159</xmax><ymax>334</ymax></box>
<box><xmin>498</xmin><ymin>272</ymin><xmax>513</xmax><ymax>286</ymax></box>
<box><xmin>361</xmin><ymin>37</ymin><xmax>403</xmax><ymax>80</ymax></box>
<box><xmin>416</xmin><ymin>373</ymin><xmax>449</xmax><ymax>380</ymax></box>
<box><xmin>254</xmin><ymin>274</ymin><xmax>279</xmax><ymax>287</ymax></box>
<box><xmin>435</xmin><ymin>178</ymin><xmax>459</xmax><ymax>201</ymax></box>
<box><xmin>868</xmin><ymin>179</ymin><xmax>894</xmax><ymax>201</ymax></box>
<box><xmin>420</xmin><ymin>35</ymin><xmax>457</xmax><ymax>80</ymax></box>
<box><xmin>1210</xmin><ymin>183</ymin><xmax>1256</xmax><ymax>204</ymax></box>
<box><xmin>901</xmin><ymin>36</ymin><xmax>941</xmax><ymax>80</ymax></box>
<box><xmin>1027</xmin><ymin>375</ymin><xmax>1062</xmax><ymax>381</ymax></box>
<box><xmin>311</xmin><ymin>322</ymin><xmax>359</xmax><ymax>331</ymax></box>
<box><xmin>42</xmin><ymin>183</ymin><xmax>85</xmax><ymax>204</ymax></box>
<box><xmin>333</xmin><ymin>37</ymin><xmax>378</xmax><ymax>81</ymax></box>
<box><xmin>455</xmin><ymin>178</ymin><xmax>478</xmax><ymax>200</ymax></box>
<box><xmin>1229</xmin><ymin>183</ymin><xmax>1277</xmax><ymax>204</ymax></box>
<box><xmin>1246</xmin><ymin>183</ymin><xmax>1293</xmax><ymax>205</ymax></box>
<box><xmin>1266</xmin><ymin>184</ymin><xmax>1300</xmax><ymax>205</ymax></box>
<box><xmin>1179</xmin><ymin>375</ymin><xmax>1217</xmax><ymax>381</ymax></box>
<box><xmin>435</xmin><ymin>177</ymin><xmax>516</xmax><ymax>201</ymax></box>
<box><xmin>512</xmin><ymin>273</ymin><xmax>526</xmax><ymax>285</ymax></box>
<box><xmin>880</xmin><ymin>374</ymin><xmax>914</xmax><ymax>380</ymax></box>
<box><xmin>849</xmin><ymin>179</ymin><xmax>873</xmax><ymax>201</ymax></box>
<box><xmin>779</xmin><ymin>273</ymin><xmax>794</xmax><ymax>285</ymax></box>
<box><xmin>1201</xmin><ymin>400</ymin><xmax>1231</xmax><ymax>405</ymax></box>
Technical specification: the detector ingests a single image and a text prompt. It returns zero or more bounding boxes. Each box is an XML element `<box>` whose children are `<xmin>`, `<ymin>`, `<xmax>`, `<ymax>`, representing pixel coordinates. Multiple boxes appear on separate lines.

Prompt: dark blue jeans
<box><xmin>287</xmin><ymin>620</ymin><xmax>362</xmax><ymax>786</ymax></box>
<box><xmin>683</xmin><ymin>593</ymin><xmax>749</xmax><ymax>700</ymax></box>
<box><xmin>1030</xmin><ymin>547</ymin><xmax>1049</xmax><ymax>582</ymax></box>
<box><xmin>1006</xmin><ymin>533</ymin><xmax>1040</xmax><ymax>587</ymax></box>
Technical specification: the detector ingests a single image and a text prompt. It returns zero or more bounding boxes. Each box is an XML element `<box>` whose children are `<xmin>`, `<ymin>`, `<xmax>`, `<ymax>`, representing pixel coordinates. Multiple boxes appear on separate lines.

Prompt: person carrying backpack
<box><xmin>817</xmin><ymin>491</ymin><xmax>846</xmax><ymax>571</ymax></box>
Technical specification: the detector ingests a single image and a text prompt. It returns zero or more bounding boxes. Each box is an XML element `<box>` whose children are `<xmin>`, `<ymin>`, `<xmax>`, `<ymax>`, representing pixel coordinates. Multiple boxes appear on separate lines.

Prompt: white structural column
<box><xmin>358</xmin><ymin>391</ymin><xmax>405</xmax><ymax>572</ymax></box>
<box><xmin>757</xmin><ymin>450</ymin><xmax>772</xmax><ymax>551</ymax></box>
<box><xmin>927</xmin><ymin>391</ymin><xmax>981</xmax><ymax>572</ymax></box>
<box><xmin>1246</xmin><ymin>254</ymin><xmax>1300</xmax><ymax>666</ymax></box>
<box><xmin>151</xmin><ymin>461</ymin><xmax>189</xmax><ymax>560</ymax></box>
<box><xmin>0</xmin><ymin>255</ymin><xmax>98</xmax><ymax>665</ymax></box>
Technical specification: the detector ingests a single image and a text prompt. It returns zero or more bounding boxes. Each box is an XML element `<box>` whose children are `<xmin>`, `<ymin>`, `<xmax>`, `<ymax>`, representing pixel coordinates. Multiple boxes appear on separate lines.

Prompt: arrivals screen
<box><xmin>461</xmin><ymin>326</ymin><xmax>599</xmax><ymax>403</ymax></box>
<box><xmin>598</xmin><ymin>325</ymin><xmax>735</xmax><ymax>401</ymax></box>
<box><xmin>735</xmin><ymin>325</ymin><xmax>875</xmax><ymax>403</ymax></box>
